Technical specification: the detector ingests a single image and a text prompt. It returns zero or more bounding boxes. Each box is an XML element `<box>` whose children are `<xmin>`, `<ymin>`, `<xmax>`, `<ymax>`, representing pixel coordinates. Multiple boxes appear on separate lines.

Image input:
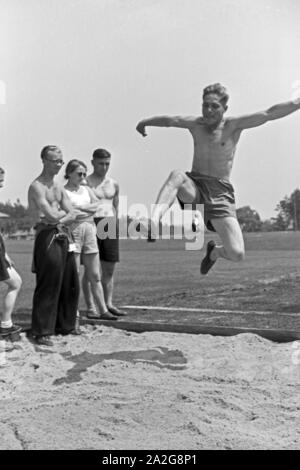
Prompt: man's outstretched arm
<box><xmin>136</xmin><ymin>116</ymin><xmax>196</xmax><ymax>136</ymax></box>
<box><xmin>233</xmin><ymin>100</ymin><xmax>300</xmax><ymax>130</ymax></box>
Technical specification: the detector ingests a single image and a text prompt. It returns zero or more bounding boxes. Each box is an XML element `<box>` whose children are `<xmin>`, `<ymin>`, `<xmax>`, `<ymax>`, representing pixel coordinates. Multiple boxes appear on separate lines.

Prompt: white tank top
<box><xmin>65</xmin><ymin>186</ymin><xmax>94</xmax><ymax>223</ymax></box>
<box><xmin>65</xmin><ymin>186</ymin><xmax>91</xmax><ymax>207</ymax></box>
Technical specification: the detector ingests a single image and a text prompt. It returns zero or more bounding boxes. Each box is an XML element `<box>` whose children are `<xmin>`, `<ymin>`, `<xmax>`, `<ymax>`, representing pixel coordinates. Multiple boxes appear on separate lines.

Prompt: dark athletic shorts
<box><xmin>177</xmin><ymin>171</ymin><xmax>237</xmax><ymax>232</ymax></box>
<box><xmin>94</xmin><ymin>217</ymin><xmax>120</xmax><ymax>263</ymax></box>
<box><xmin>0</xmin><ymin>234</ymin><xmax>11</xmax><ymax>281</ymax></box>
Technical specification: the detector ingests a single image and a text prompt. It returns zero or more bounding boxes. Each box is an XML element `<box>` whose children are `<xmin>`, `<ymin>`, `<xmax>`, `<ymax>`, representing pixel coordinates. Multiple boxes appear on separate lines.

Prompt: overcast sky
<box><xmin>0</xmin><ymin>0</ymin><xmax>299</xmax><ymax>219</ymax></box>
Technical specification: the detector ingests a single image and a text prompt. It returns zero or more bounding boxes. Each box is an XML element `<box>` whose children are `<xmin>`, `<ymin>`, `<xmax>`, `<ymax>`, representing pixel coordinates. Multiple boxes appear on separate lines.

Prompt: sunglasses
<box><xmin>45</xmin><ymin>157</ymin><xmax>65</xmax><ymax>165</ymax></box>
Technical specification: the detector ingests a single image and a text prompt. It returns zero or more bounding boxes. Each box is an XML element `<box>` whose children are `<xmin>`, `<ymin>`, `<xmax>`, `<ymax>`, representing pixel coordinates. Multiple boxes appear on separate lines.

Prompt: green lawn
<box><xmin>2</xmin><ymin>231</ymin><xmax>299</xmax><ymax>311</ymax></box>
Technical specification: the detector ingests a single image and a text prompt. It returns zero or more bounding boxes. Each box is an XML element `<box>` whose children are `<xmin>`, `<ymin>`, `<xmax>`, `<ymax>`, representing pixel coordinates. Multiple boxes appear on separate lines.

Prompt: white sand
<box><xmin>1</xmin><ymin>326</ymin><xmax>300</xmax><ymax>450</ymax></box>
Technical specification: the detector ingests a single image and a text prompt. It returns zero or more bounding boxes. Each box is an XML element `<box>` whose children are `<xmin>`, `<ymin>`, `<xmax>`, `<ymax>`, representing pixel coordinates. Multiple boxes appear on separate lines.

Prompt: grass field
<box><xmin>2</xmin><ymin>231</ymin><xmax>300</xmax><ymax>331</ymax></box>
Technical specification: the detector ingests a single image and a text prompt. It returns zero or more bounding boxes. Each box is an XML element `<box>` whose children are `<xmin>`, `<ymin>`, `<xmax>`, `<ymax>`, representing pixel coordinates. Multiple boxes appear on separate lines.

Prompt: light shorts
<box><xmin>71</xmin><ymin>221</ymin><xmax>99</xmax><ymax>254</ymax></box>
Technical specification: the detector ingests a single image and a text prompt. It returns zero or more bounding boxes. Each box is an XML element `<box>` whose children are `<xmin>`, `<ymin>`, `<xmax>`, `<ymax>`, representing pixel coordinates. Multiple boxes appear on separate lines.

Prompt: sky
<box><xmin>0</xmin><ymin>0</ymin><xmax>300</xmax><ymax>219</ymax></box>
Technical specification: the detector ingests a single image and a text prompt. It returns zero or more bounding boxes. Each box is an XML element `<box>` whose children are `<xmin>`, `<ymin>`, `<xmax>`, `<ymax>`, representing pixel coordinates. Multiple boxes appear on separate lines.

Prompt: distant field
<box><xmin>2</xmin><ymin>232</ymin><xmax>300</xmax><ymax>326</ymax></box>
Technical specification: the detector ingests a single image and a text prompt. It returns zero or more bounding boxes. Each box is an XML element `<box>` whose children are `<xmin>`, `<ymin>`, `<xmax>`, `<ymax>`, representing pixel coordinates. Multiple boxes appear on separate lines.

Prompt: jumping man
<box><xmin>136</xmin><ymin>83</ymin><xmax>300</xmax><ymax>274</ymax></box>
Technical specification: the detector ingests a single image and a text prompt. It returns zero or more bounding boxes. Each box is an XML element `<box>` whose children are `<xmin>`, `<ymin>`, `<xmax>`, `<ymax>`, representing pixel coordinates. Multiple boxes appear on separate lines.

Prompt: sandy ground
<box><xmin>1</xmin><ymin>325</ymin><xmax>300</xmax><ymax>450</ymax></box>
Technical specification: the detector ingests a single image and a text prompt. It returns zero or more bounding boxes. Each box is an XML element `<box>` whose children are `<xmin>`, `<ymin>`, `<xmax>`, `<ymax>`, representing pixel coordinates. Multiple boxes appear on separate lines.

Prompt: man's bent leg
<box><xmin>150</xmin><ymin>170</ymin><xmax>197</xmax><ymax>237</ymax></box>
<box><xmin>210</xmin><ymin>217</ymin><xmax>245</xmax><ymax>262</ymax></box>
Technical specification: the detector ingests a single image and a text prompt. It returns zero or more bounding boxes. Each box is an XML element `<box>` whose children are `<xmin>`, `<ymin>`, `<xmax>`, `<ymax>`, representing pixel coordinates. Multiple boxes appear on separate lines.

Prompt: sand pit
<box><xmin>1</xmin><ymin>325</ymin><xmax>300</xmax><ymax>450</ymax></box>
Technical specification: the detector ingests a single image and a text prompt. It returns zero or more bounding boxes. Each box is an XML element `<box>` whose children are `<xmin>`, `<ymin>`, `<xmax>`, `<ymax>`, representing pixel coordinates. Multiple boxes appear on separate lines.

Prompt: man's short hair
<box><xmin>92</xmin><ymin>148</ymin><xmax>111</xmax><ymax>160</ymax></box>
<box><xmin>41</xmin><ymin>145</ymin><xmax>61</xmax><ymax>160</ymax></box>
<box><xmin>203</xmin><ymin>83</ymin><xmax>229</xmax><ymax>107</ymax></box>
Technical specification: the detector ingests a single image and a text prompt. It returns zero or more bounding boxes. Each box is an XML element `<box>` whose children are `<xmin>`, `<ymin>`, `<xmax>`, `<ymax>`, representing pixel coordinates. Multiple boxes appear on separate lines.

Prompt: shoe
<box><xmin>86</xmin><ymin>311</ymin><xmax>102</xmax><ymax>320</ymax></box>
<box><xmin>35</xmin><ymin>336</ymin><xmax>54</xmax><ymax>346</ymax></box>
<box><xmin>200</xmin><ymin>240</ymin><xmax>217</xmax><ymax>275</ymax></box>
<box><xmin>107</xmin><ymin>306</ymin><xmax>127</xmax><ymax>317</ymax></box>
<box><xmin>86</xmin><ymin>311</ymin><xmax>118</xmax><ymax>321</ymax></box>
<box><xmin>99</xmin><ymin>311</ymin><xmax>118</xmax><ymax>321</ymax></box>
<box><xmin>0</xmin><ymin>324</ymin><xmax>22</xmax><ymax>335</ymax></box>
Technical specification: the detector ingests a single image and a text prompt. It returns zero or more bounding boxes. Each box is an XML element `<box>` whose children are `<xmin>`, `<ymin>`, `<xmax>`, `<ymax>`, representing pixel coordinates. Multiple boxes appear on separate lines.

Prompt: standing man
<box><xmin>28</xmin><ymin>145</ymin><xmax>80</xmax><ymax>346</ymax></box>
<box><xmin>0</xmin><ymin>167</ymin><xmax>22</xmax><ymax>337</ymax></box>
<box><xmin>82</xmin><ymin>148</ymin><xmax>126</xmax><ymax>317</ymax></box>
<box><xmin>136</xmin><ymin>83</ymin><xmax>300</xmax><ymax>274</ymax></box>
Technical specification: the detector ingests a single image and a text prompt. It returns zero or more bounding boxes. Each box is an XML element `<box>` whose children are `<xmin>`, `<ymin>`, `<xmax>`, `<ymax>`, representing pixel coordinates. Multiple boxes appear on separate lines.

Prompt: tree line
<box><xmin>0</xmin><ymin>189</ymin><xmax>300</xmax><ymax>234</ymax></box>
<box><xmin>237</xmin><ymin>189</ymin><xmax>300</xmax><ymax>232</ymax></box>
<box><xmin>0</xmin><ymin>199</ymin><xmax>35</xmax><ymax>233</ymax></box>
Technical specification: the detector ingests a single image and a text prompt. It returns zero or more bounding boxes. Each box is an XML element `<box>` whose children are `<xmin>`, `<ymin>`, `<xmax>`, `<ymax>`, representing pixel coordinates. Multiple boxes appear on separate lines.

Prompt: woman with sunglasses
<box><xmin>64</xmin><ymin>159</ymin><xmax>117</xmax><ymax>331</ymax></box>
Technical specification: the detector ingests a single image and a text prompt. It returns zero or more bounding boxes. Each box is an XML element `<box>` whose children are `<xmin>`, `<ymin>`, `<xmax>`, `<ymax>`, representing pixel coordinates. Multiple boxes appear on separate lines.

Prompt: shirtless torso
<box><xmin>28</xmin><ymin>176</ymin><xmax>76</xmax><ymax>227</ymax></box>
<box><xmin>137</xmin><ymin>93</ymin><xmax>300</xmax><ymax>182</ymax></box>
<box><xmin>136</xmin><ymin>89</ymin><xmax>300</xmax><ymax>269</ymax></box>
<box><xmin>137</xmin><ymin>116</ymin><xmax>245</xmax><ymax>182</ymax></box>
<box><xmin>188</xmin><ymin>117</ymin><xmax>241</xmax><ymax>180</ymax></box>
<box><xmin>86</xmin><ymin>175</ymin><xmax>118</xmax><ymax>217</ymax></box>
<box><xmin>28</xmin><ymin>179</ymin><xmax>61</xmax><ymax>223</ymax></box>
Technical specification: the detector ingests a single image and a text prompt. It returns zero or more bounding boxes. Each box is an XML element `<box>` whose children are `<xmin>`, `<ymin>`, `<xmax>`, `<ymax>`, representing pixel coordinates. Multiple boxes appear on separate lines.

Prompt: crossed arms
<box><xmin>70</xmin><ymin>186</ymin><xmax>100</xmax><ymax>214</ymax></box>
<box><xmin>29</xmin><ymin>182</ymin><xmax>117</xmax><ymax>224</ymax></box>
<box><xmin>28</xmin><ymin>183</ymin><xmax>76</xmax><ymax>225</ymax></box>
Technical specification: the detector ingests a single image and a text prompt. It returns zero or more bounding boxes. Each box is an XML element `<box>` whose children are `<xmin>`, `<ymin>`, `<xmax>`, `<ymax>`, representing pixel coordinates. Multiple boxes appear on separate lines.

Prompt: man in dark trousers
<box><xmin>28</xmin><ymin>145</ymin><xmax>80</xmax><ymax>346</ymax></box>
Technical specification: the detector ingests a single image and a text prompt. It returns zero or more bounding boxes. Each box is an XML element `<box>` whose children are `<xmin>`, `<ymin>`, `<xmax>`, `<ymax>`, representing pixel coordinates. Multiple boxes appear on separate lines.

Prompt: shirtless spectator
<box><xmin>28</xmin><ymin>145</ymin><xmax>80</xmax><ymax>346</ymax></box>
<box><xmin>0</xmin><ymin>168</ymin><xmax>22</xmax><ymax>337</ymax></box>
<box><xmin>136</xmin><ymin>83</ymin><xmax>300</xmax><ymax>274</ymax></box>
<box><xmin>82</xmin><ymin>149</ymin><xmax>126</xmax><ymax>317</ymax></box>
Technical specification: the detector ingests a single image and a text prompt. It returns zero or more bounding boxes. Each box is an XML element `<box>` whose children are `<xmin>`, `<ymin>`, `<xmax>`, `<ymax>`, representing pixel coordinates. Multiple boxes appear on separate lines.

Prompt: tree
<box><xmin>274</xmin><ymin>189</ymin><xmax>300</xmax><ymax>231</ymax></box>
<box><xmin>0</xmin><ymin>199</ymin><xmax>36</xmax><ymax>233</ymax></box>
<box><xmin>236</xmin><ymin>206</ymin><xmax>262</xmax><ymax>232</ymax></box>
